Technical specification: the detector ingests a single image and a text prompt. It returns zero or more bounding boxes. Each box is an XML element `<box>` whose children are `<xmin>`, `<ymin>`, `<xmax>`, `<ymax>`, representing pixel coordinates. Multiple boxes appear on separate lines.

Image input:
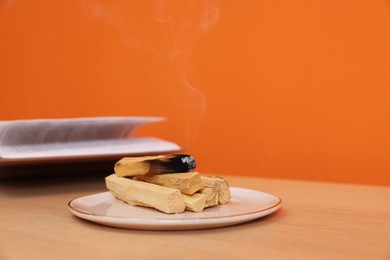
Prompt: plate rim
<box><xmin>68</xmin><ymin>187</ymin><xmax>282</xmax><ymax>222</ymax></box>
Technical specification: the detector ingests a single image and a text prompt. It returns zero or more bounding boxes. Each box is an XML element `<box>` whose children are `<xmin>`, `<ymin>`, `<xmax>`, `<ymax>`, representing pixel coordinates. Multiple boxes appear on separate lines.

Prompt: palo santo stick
<box><xmin>199</xmin><ymin>187</ymin><xmax>219</xmax><ymax>208</ymax></box>
<box><xmin>136</xmin><ymin>172</ymin><xmax>203</xmax><ymax>195</ymax></box>
<box><xmin>105</xmin><ymin>174</ymin><xmax>185</xmax><ymax>214</ymax></box>
<box><xmin>182</xmin><ymin>193</ymin><xmax>207</xmax><ymax>212</ymax></box>
<box><xmin>201</xmin><ymin>176</ymin><xmax>231</xmax><ymax>204</ymax></box>
<box><xmin>114</xmin><ymin>154</ymin><xmax>196</xmax><ymax>177</ymax></box>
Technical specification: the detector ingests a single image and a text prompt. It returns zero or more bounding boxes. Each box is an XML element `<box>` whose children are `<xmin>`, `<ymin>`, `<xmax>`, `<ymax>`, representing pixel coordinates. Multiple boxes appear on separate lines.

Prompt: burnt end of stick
<box><xmin>149</xmin><ymin>154</ymin><xmax>196</xmax><ymax>174</ymax></box>
<box><xmin>175</xmin><ymin>154</ymin><xmax>196</xmax><ymax>172</ymax></box>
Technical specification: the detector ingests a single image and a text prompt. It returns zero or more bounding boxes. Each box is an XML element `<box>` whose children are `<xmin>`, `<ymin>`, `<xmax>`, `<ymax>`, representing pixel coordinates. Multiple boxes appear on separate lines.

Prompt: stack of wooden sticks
<box><xmin>105</xmin><ymin>154</ymin><xmax>231</xmax><ymax>214</ymax></box>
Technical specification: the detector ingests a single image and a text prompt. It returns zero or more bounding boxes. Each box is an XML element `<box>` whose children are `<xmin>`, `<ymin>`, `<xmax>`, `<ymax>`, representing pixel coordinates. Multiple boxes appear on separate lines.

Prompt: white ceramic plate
<box><xmin>68</xmin><ymin>187</ymin><xmax>282</xmax><ymax>230</ymax></box>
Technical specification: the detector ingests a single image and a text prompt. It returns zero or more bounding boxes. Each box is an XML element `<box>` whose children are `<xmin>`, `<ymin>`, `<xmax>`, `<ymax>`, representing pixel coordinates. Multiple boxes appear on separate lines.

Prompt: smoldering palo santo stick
<box><xmin>114</xmin><ymin>154</ymin><xmax>196</xmax><ymax>177</ymax></box>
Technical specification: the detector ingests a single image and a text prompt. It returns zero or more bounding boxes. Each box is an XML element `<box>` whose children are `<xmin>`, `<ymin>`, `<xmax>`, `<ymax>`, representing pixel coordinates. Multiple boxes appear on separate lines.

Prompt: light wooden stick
<box><xmin>136</xmin><ymin>172</ymin><xmax>203</xmax><ymax>195</ymax></box>
<box><xmin>201</xmin><ymin>176</ymin><xmax>231</xmax><ymax>204</ymax></box>
<box><xmin>105</xmin><ymin>174</ymin><xmax>185</xmax><ymax>214</ymax></box>
<box><xmin>182</xmin><ymin>193</ymin><xmax>207</xmax><ymax>212</ymax></box>
<box><xmin>199</xmin><ymin>187</ymin><xmax>219</xmax><ymax>208</ymax></box>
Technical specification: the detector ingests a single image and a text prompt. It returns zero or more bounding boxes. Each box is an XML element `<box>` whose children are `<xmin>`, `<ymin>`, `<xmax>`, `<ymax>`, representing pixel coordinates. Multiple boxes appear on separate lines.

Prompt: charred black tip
<box><xmin>155</xmin><ymin>154</ymin><xmax>197</xmax><ymax>173</ymax></box>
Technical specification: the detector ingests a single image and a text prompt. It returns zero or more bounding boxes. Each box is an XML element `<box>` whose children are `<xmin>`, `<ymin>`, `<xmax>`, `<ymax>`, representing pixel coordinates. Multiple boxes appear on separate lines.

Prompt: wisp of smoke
<box><xmin>82</xmin><ymin>0</ymin><xmax>220</xmax><ymax>148</ymax></box>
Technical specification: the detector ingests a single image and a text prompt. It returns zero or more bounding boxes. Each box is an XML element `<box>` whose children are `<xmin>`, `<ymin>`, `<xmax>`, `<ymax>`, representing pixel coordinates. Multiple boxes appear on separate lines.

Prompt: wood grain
<box><xmin>0</xmin><ymin>174</ymin><xmax>389</xmax><ymax>260</ymax></box>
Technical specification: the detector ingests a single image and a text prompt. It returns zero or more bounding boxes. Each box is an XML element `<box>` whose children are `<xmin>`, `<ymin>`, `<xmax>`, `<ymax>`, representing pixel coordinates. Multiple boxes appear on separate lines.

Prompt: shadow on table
<box><xmin>0</xmin><ymin>170</ymin><xmax>108</xmax><ymax>197</ymax></box>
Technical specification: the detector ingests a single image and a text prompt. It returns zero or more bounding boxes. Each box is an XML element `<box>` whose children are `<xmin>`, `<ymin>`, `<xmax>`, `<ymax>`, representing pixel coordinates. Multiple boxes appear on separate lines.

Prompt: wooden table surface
<box><xmin>0</xmin><ymin>173</ymin><xmax>389</xmax><ymax>260</ymax></box>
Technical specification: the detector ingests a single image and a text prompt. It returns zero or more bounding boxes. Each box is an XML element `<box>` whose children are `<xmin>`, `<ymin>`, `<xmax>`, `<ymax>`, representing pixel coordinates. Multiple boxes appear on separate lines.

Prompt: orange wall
<box><xmin>1</xmin><ymin>1</ymin><xmax>389</xmax><ymax>185</ymax></box>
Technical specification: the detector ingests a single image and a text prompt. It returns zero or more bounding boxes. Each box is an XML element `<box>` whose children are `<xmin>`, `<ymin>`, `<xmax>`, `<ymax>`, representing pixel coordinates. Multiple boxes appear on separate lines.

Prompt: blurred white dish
<box><xmin>68</xmin><ymin>187</ymin><xmax>282</xmax><ymax>230</ymax></box>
